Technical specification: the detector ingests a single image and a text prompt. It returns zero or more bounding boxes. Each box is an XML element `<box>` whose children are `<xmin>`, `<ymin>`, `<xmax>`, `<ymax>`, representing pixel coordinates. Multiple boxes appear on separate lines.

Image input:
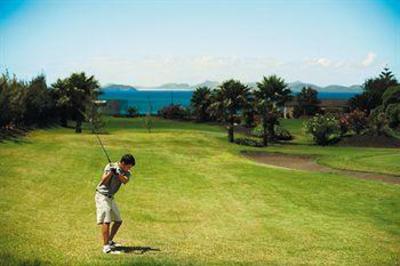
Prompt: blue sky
<box><xmin>0</xmin><ymin>0</ymin><xmax>399</xmax><ymax>87</ymax></box>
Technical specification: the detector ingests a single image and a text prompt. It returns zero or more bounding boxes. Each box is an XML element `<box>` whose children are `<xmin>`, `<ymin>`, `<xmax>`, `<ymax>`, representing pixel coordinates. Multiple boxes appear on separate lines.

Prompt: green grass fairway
<box><xmin>1</xmin><ymin>117</ymin><xmax>399</xmax><ymax>265</ymax></box>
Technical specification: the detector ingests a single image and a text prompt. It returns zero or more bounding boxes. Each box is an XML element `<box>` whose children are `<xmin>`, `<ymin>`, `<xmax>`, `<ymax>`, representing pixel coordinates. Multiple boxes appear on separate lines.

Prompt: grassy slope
<box><xmin>0</xmin><ymin>117</ymin><xmax>399</xmax><ymax>265</ymax></box>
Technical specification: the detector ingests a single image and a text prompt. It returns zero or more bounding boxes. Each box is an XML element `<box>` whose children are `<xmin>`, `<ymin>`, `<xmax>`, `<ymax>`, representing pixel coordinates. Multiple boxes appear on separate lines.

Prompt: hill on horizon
<box><xmin>102</xmin><ymin>81</ymin><xmax>363</xmax><ymax>93</ymax></box>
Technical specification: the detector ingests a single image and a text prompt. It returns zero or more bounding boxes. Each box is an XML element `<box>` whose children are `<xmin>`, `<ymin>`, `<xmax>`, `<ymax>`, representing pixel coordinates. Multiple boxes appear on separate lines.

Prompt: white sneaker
<box><xmin>108</xmin><ymin>240</ymin><xmax>121</xmax><ymax>249</ymax></box>
<box><xmin>103</xmin><ymin>244</ymin><xmax>112</xmax><ymax>254</ymax></box>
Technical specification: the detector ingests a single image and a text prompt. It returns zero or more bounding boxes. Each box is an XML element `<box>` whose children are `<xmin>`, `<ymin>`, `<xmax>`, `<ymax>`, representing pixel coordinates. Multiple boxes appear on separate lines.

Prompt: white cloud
<box><xmin>361</xmin><ymin>52</ymin><xmax>376</xmax><ymax>67</ymax></box>
<box><xmin>48</xmin><ymin>54</ymin><xmax>384</xmax><ymax>87</ymax></box>
<box><xmin>317</xmin><ymin>58</ymin><xmax>332</xmax><ymax>67</ymax></box>
<box><xmin>306</xmin><ymin>57</ymin><xmax>332</xmax><ymax>67</ymax></box>
<box><xmin>333</xmin><ymin>60</ymin><xmax>345</xmax><ymax>68</ymax></box>
<box><xmin>73</xmin><ymin>55</ymin><xmax>288</xmax><ymax>86</ymax></box>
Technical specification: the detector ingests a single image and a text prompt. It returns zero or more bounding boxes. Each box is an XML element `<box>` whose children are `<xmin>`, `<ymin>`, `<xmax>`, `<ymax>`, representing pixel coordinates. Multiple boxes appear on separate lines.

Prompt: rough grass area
<box><xmin>0</xmin><ymin>117</ymin><xmax>399</xmax><ymax>265</ymax></box>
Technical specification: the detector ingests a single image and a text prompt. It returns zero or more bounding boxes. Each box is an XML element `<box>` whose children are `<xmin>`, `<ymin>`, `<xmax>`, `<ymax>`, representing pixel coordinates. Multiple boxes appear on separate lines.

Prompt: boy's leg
<box><xmin>109</xmin><ymin>200</ymin><xmax>123</xmax><ymax>242</ymax></box>
<box><xmin>109</xmin><ymin>221</ymin><xmax>122</xmax><ymax>242</ymax></box>
<box><xmin>102</xmin><ymin>223</ymin><xmax>110</xmax><ymax>245</ymax></box>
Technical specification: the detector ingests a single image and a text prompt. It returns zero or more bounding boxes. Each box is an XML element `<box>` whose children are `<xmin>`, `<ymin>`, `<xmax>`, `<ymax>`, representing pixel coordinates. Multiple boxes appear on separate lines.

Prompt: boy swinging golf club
<box><xmin>95</xmin><ymin>154</ymin><xmax>135</xmax><ymax>254</ymax></box>
<box><xmin>80</xmin><ymin>107</ymin><xmax>136</xmax><ymax>253</ymax></box>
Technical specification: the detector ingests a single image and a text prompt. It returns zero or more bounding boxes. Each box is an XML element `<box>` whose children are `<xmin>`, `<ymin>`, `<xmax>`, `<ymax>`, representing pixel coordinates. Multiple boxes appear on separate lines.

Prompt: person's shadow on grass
<box><xmin>114</xmin><ymin>246</ymin><xmax>161</xmax><ymax>254</ymax></box>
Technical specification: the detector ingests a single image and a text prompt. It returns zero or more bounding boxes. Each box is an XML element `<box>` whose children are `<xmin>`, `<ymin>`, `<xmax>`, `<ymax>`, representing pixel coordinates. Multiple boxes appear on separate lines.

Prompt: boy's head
<box><xmin>119</xmin><ymin>153</ymin><xmax>135</xmax><ymax>171</ymax></box>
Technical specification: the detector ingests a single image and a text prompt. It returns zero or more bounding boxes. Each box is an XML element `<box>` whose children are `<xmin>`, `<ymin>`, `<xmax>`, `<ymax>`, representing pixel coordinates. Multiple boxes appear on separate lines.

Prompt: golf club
<box><xmin>77</xmin><ymin>107</ymin><xmax>112</xmax><ymax>165</ymax></box>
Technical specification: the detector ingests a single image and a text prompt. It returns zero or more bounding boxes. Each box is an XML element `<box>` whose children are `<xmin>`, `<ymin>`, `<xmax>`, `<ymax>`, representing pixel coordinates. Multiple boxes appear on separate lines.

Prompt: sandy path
<box><xmin>242</xmin><ymin>151</ymin><xmax>400</xmax><ymax>185</ymax></box>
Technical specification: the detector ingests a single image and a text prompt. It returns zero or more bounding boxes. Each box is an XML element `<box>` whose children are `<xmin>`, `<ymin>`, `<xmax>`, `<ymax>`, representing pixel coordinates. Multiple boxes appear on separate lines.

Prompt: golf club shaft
<box><xmin>94</xmin><ymin>132</ymin><xmax>112</xmax><ymax>164</ymax></box>
<box><xmin>77</xmin><ymin>108</ymin><xmax>112</xmax><ymax>164</ymax></box>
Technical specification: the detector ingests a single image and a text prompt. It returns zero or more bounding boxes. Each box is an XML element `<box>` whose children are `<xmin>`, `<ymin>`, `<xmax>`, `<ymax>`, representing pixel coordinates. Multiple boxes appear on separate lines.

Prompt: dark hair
<box><xmin>120</xmin><ymin>154</ymin><xmax>136</xmax><ymax>166</ymax></box>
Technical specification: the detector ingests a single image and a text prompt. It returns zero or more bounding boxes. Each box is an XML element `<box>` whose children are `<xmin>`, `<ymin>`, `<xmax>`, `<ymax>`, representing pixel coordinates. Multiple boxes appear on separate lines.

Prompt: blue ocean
<box><xmin>99</xmin><ymin>89</ymin><xmax>359</xmax><ymax>114</ymax></box>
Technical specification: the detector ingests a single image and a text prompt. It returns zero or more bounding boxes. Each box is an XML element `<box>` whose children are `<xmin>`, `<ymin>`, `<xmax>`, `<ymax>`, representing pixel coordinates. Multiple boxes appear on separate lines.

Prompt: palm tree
<box><xmin>52</xmin><ymin>72</ymin><xmax>100</xmax><ymax>133</ymax></box>
<box><xmin>190</xmin><ymin>86</ymin><xmax>212</xmax><ymax>121</ymax></box>
<box><xmin>69</xmin><ymin>73</ymin><xmax>100</xmax><ymax>133</ymax></box>
<box><xmin>208</xmin><ymin>88</ymin><xmax>225</xmax><ymax>122</ymax></box>
<box><xmin>51</xmin><ymin>78</ymin><xmax>71</xmax><ymax>127</ymax></box>
<box><xmin>255</xmin><ymin>75</ymin><xmax>291</xmax><ymax>146</ymax></box>
<box><xmin>242</xmin><ymin>91</ymin><xmax>256</xmax><ymax>128</ymax></box>
<box><xmin>212</xmin><ymin>79</ymin><xmax>251</xmax><ymax>142</ymax></box>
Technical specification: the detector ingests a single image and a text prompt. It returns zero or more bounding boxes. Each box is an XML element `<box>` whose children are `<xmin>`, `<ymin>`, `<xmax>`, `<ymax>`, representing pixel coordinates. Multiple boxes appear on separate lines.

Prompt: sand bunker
<box><xmin>242</xmin><ymin>151</ymin><xmax>400</xmax><ymax>185</ymax></box>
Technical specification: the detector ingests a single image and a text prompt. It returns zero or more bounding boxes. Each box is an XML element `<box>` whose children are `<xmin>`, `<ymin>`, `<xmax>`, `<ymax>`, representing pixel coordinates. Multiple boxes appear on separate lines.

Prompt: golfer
<box><xmin>95</xmin><ymin>154</ymin><xmax>135</xmax><ymax>253</ymax></box>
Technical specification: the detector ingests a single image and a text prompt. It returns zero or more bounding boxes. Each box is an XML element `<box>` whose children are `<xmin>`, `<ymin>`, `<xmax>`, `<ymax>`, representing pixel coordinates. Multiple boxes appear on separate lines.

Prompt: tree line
<box><xmin>185</xmin><ymin>68</ymin><xmax>399</xmax><ymax>146</ymax></box>
<box><xmin>187</xmin><ymin>75</ymin><xmax>292</xmax><ymax>146</ymax></box>
<box><xmin>157</xmin><ymin>76</ymin><xmax>326</xmax><ymax>146</ymax></box>
<box><xmin>0</xmin><ymin>72</ymin><xmax>102</xmax><ymax>138</ymax></box>
<box><xmin>2</xmin><ymin>67</ymin><xmax>398</xmax><ymax>146</ymax></box>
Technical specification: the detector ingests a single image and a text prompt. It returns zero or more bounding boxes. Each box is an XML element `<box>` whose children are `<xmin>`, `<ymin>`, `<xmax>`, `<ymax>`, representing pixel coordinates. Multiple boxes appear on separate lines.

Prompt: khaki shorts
<box><xmin>95</xmin><ymin>192</ymin><xmax>122</xmax><ymax>224</ymax></box>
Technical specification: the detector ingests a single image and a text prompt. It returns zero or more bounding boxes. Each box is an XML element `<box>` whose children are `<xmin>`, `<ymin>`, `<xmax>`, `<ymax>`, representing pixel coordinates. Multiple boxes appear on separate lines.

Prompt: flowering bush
<box><xmin>347</xmin><ymin>109</ymin><xmax>368</xmax><ymax>135</ymax></box>
<box><xmin>305</xmin><ymin>113</ymin><xmax>340</xmax><ymax>145</ymax></box>
<box><xmin>338</xmin><ymin>113</ymin><xmax>351</xmax><ymax>136</ymax></box>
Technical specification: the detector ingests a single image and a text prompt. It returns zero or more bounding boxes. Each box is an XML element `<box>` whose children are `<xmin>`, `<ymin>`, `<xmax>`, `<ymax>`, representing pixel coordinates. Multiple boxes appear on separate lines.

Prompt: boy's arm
<box><xmin>116</xmin><ymin>174</ymin><xmax>129</xmax><ymax>184</ymax></box>
<box><xmin>100</xmin><ymin>171</ymin><xmax>114</xmax><ymax>186</ymax></box>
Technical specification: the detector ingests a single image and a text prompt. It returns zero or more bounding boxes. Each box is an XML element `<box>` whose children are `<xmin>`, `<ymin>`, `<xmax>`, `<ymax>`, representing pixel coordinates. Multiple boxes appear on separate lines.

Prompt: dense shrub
<box><xmin>382</xmin><ymin>86</ymin><xmax>400</xmax><ymax>129</ymax></box>
<box><xmin>158</xmin><ymin>104</ymin><xmax>189</xmax><ymax>120</ymax></box>
<box><xmin>367</xmin><ymin>110</ymin><xmax>391</xmax><ymax>136</ymax></box>
<box><xmin>347</xmin><ymin>93</ymin><xmax>373</xmax><ymax>114</ymax></box>
<box><xmin>385</xmin><ymin>104</ymin><xmax>400</xmax><ymax>129</ymax></box>
<box><xmin>382</xmin><ymin>85</ymin><xmax>400</xmax><ymax>106</ymax></box>
<box><xmin>274</xmin><ymin>126</ymin><xmax>294</xmax><ymax>141</ymax></box>
<box><xmin>127</xmin><ymin>106</ymin><xmax>139</xmax><ymax>117</ymax></box>
<box><xmin>305</xmin><ymin>113</ymin><xmax>340</xmax><ymax>145</ymax></box>
<box><xmin>234</xmin><ymin>137</ymin><xmax>264</xmax><ymax>147</ymax></box>
<box><xmin>338</xmin><ymin>114</ymin><xmax>351</xmax><ymax>136</ymax></box>
<box><xmin>251</xmin><ymin>124</ymin><xmax>293</xmax><ymax>141</ymax></box>
<box><xmin>347</xmin><ymin>109</ymin><xmax>368</xmax><ymax>135</ymax></box>
<box><xmin>251</xmin><ymin>125</ymin><xmax>264</xmax><ymax>138</ymax></box>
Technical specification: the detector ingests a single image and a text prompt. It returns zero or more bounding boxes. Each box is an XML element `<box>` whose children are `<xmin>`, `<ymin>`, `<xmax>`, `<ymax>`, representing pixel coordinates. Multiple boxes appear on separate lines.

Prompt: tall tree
<box><xmin>51</xmin><ymin>78</ymin><xmax>71</xmax><ymax>127</ymax></box>
<box><xmin>255</xmin><ymin>75</ymin><xmax>292</xmax><ymax>146</ymax></box>
<box><xmin>0</xmin><ymin>73</ymin><xmax>14</xmax><ymax>128</ymax></box>
<box><xmin>190</xmin><ymin>86</ymin><xmax>212</xmax><ymax>121</ymax></box>
<box><xmin>52</xmin><ymin>72</ymin><xmax>100</xmax><ymax>133</ymax></box>
<box><xmin>212</xmin><ymin>79</ymin><xmax>251</xmax><ymax>142</ymax></box>
<box><xmin>242</xmin><ymin>92</ymin><xmax>257</xmax><ymax>128</ymax></box>
<box><xmin>294</xmin><ymin>86</ymin><xmax>320</xmax><ymax>117</ymax></box>
<box><xmin>24</xmin><ymin>75</ymin><xmax>54</xmax><ymax>126</ymax></box>
<box><xmin>68</xmin><ymin>73</ymin><xmax>100</xmax><ymax>133</ymax></box>
<box><xmin>7</xmin><ymin>75</ymin><xmax>28</xmax><ymax>127</ymax></box>
<box><xmin>208</xmin><ymin>88</ymin><xmax>226</xmax><ymax>122</ymax></box>
<box><xmin>347</xmin><ymin>93</ymin><xmax>372</xmax><ymax>114</ymax></box>
<box><xmin>1</xmin><ymin>73</ymin><xmax>56</xmax><ymax>129</ymax></box>
<box><xmin>349</xmin><ymin>67</ymin><xmax>399</xmax><ymax>114</ymax></box>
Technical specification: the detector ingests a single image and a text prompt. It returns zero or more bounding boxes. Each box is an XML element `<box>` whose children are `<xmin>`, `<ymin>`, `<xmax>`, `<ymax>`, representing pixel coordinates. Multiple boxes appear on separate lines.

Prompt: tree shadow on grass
<box><xmin>0</xmin><ymin>252</ymin><xmax>47</xmax><ymax>265</ymax></box>
<box><xmin>114</xmin><ymin>246</ymin><xmax>161</xmax><ymax>254</ymax></box>
<box><xmin>0</xmin><ymin>130</ymin><xmax>32</xmax><ymax>144</ymax></box>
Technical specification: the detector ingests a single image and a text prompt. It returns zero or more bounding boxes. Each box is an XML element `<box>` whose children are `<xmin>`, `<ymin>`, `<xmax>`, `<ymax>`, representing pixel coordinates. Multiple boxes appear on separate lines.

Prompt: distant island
<box><xmin>101</xmin><ymin>84</ymin><xmax>138</xmax><ymax>91</ymax></box>
<box><xmin>286</xmin><ymin>81</ymin><xmax>362</xmax><ymax>93</ymax></box>
<box><xmin>101</xmin><ymin>81</ymin><xmax>363</xmax><ymax>93</ymax></box>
